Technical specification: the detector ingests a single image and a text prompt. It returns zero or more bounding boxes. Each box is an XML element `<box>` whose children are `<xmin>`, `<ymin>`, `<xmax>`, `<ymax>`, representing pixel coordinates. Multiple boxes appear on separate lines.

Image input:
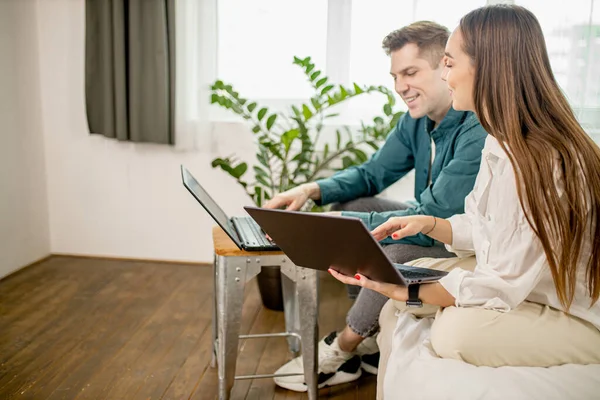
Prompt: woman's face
<box><xmin>441</xmin><ymin>29</ymin><xmax>476</xmax><ymax>112</ymax></box>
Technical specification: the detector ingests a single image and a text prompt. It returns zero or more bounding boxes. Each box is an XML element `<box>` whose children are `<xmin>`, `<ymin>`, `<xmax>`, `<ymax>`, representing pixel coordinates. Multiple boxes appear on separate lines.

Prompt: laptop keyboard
<box><xmin>396</xmin><ymin>268</ymin><xmax>437</xmax><ymax>280</ymax></box>
<box><xmin>236</xmin><ymin>217</ymin><xmax>274</xmax><ymax>247</ymax></box>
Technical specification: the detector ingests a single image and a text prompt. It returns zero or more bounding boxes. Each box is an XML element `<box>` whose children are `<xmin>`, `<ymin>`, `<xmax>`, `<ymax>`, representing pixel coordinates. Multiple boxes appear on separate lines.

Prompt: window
<box><xmin>214</xmin><ymin>0</ymin><xmax>600</xmax><ymax>140</ymax></box>
<box><xmin>515</xmin><ymin>0</ymin><xmax>600</xmax><ymax>141</ymax></box>
<box><xmin>214</xmin><ymin>0</ymin><xmax>486</xmax><ymax>124</ymax></box>
<box><xmin>217</xmin><ymin>0</ymin><xmax>328</xmax><ymax>100</ymax></box>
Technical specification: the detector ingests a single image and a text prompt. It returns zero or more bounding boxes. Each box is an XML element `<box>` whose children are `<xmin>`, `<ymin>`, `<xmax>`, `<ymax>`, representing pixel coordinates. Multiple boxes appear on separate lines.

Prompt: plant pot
<box><xmin>256</xmin><ymin>265</ymin><xmax>284</xmax><ymax>311</ymax></box>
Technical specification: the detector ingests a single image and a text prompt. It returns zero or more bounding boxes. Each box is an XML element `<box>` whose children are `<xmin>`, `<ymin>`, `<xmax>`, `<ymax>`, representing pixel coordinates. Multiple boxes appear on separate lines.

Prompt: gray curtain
<box><xmin>85</xmin><ymin>0</ymin><xmax>176</xmax><ymax>145</ymax></box>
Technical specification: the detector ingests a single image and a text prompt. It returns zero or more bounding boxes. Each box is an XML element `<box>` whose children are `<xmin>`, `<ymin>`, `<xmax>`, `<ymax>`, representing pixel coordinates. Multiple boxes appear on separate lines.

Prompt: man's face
<box><xmin>390</xmin><ymin>44</ymin><xmax>450</xmax><ymax>120</ymax></box>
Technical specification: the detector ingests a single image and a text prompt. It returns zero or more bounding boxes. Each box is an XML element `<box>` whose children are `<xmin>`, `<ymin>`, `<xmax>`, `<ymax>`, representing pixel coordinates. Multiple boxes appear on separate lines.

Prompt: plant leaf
<box><xmin>253</xmin><ymin>165</ymin><xmax>269</xmax><ymax>177</ymax></box>
<box><xmin>256</xmin><ymin>174</ymin><xmax>270</xmax><ymax>187</ymax></box>
<box><xmin>247</xmin><ymin>102</ymin><xmax>257</xmax><ymax>112</ymax></box>
<box><xmin>340</xmin><ymin>85</ymin><xmax>349</xmax><ymax>99</ymax></box>
<box><xmin>383</xmin><ymin>104</ymin><xmax>392</xmax><ymax>116</ymax></box>
<box><xmin>257</xmin><ymin>152</ymin><xmax>269</xmax><ymax>167</ymax></box>
<box><xmin>342</xmin><ymin>156</ymin><xmax>354</xmax><ymax>169</ymax></box>
<box><xmin>211</xmin><ymin>157</ymin><xmax>232</xmax><ymax>171</ymax></box>
<box><xmin>258</xmin><ymin>108</ymin><xmax>268</xmax><ymax>121</ymax></box>
<box><xmin>281</xmin><ymin>129</ymin><xmax>300</xmax><ymax>152</ymax></box>
<box><xmin>232</xmin><ymin>163</ymin><xmax>248</xmax><ymax>179</ymax></box>
<box><xmin>266</xmin><ymin>114</ymin><xmax>277</xmax><ymax>130</ymax></box>
<box><xmin>311</xmin><ymin>97</ymin><xmax>321</xmax><ymax>111</ymax></box>
<box><xmin>353</xmin><ymin>83</ymin><xmax>364</xmax><ymax>94</ymax></box>
<box><xmin>321</xmin><ymin>85</ymin><xmax>334</xmax><ymax>95</ymax></box>
<box><xmin>390</xmin><ymin>111</ymin><xmax>403</xmax><ymax>128</ymax></box>
<box><xmin>366</xmin><ymin>141</ymin><xmax>379</xmax><ymax>151</ymax></box>
<box><xmin>254</xmin><ymin>186</ymin><xmax>263</xmax><ymax>207</ymax></box>
<box><xmin>310</xmin><ymin>71</ymin><xmax>321</xmax><ymax>81</ymax></box>
<box><xmin>316</xmin><ymin>77</ymin><xmax>327</xmax><ymax>88</ymax></box>
<box><xmin>302</xmin><ymin>104</ymin><xmax>313</xmax><ymax>120</ymax></box>
<box><xmin>349</xmin><ymin>148</ymin><xmax>368</xmax><ymax>163</ymax></box>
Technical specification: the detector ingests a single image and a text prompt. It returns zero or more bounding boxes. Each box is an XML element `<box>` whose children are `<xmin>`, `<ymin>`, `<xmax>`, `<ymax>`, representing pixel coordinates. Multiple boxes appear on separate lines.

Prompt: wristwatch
<box><xmin>406</xmin><ymin>283</ymin><xmax>423</xmax><ymax>308</ymax></box>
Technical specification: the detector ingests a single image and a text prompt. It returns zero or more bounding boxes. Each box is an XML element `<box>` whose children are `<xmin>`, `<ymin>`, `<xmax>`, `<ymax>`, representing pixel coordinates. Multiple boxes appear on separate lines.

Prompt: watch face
<box><xmin>406</xmin><ymin>300</ymin><xmax>423</xmax><ymax>308</ymax></box>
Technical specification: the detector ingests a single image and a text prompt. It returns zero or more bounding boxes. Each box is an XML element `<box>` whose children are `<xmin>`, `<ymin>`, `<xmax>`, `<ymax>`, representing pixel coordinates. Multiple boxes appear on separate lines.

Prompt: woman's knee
<box><xmin>430</xmin><ymin>307</ymin><xmax>483</xmax><ymax>363</ymax></box>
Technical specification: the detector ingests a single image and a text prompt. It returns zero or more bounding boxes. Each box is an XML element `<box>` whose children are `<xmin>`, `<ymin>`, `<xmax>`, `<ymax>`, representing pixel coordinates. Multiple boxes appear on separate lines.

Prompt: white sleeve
<box><xmin>445</xmin><ymin>213</ymin><xmax>475</xmax><ymax>257</ymax></box>
<box><xmin>439</xmin><ymin>171</ymin><xmax>547</xmax><ymax>311</ymax></box>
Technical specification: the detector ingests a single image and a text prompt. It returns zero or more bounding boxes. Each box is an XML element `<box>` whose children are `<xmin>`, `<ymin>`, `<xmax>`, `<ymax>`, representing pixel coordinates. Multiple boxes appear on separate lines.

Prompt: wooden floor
<box><xmin>0</xmin><ymin>256</ymin><xmax>376</xmax><ymax>400</ymax></box>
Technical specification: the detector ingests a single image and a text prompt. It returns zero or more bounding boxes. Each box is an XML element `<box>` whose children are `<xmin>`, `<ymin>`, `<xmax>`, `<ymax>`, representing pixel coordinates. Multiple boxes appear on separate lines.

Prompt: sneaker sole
<box><xmin>361</xmin><ymin>361</ymin><xmax>378</xmax><ymax>375</ymax></box>
<box><xmin>275</xmin><ymin>369</ymin><xmax>363</xmax><ymax>392</ymax></box>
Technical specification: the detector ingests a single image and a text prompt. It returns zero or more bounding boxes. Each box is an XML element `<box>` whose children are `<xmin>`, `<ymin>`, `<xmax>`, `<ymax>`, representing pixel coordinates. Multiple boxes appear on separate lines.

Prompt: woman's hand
<box><xmin>327</xmin><ymin>269</ymin><xmax>408</xmax><ymax>302</ymax></box>
<box><xmin>328</xmin><ymin>268</ymin><xmax>456</xmax><ymax>307</ymax></box>
<box><xmin>371</xmin><ymin>215</ymin><xmax>434</xmax><ymax>241</ymax></box>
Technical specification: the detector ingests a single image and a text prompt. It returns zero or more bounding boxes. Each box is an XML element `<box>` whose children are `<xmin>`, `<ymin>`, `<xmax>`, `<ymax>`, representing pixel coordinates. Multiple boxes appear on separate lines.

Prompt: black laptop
<box><xmin>244</xmin><ymin>206</ymin><xmax>448</xmax><ymax>285</ymax></box>
<box><xmin>181</xmin><ymin>165</ymin><xmax>279</xmax><ymax>251</ymax></box>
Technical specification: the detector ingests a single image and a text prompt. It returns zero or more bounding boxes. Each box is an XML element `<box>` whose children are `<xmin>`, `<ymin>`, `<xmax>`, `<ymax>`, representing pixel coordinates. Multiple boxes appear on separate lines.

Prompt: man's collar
<box><xmin>427</xmin><ymin>106</ymin><xmax>465</xmax><ymax>138</ymax></box>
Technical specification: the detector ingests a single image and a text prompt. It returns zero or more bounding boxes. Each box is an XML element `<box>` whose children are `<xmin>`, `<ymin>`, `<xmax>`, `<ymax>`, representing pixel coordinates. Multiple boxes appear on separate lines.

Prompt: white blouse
<box><xmin>439</xmin><ymin>136</ymin><xmax>600</xmax><ymax>329</ymax></box>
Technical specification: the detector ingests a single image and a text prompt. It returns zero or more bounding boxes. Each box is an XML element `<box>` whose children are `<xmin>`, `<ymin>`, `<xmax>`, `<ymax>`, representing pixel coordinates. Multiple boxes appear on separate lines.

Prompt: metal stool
<box><xmin>211</xmin><ymin>226</ymin><xmax>319</xmax><ymax>399</ymax></box>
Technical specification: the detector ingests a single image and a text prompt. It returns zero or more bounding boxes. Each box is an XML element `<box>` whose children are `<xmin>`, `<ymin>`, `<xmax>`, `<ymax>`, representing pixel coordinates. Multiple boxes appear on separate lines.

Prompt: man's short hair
<box><xmin>382</xmin><ymin>21</ymin><xmax>450</xmax><ymax>68</ymax></box>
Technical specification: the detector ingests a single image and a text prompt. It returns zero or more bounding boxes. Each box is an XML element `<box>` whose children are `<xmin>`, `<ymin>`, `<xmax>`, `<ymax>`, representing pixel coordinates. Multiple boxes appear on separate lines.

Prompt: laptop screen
<box><xmin>181</xmin><ymin>166</ymin><xmax>237</xmax><ymax>238</ymax></box>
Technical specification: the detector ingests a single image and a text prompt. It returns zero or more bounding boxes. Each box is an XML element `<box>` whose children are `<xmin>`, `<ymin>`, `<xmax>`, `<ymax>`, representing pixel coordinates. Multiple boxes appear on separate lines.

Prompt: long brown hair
<box><xmin>460</xmin><ymin>5</ymin><xmax>600</xmax><ymax>309</ymax></box>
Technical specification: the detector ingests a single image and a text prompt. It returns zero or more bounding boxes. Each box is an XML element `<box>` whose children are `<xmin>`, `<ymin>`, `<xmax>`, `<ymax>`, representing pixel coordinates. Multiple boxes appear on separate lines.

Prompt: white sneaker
<box><xmin>273</xmin><ymin>331</ymin><xmax>362</xmax><ymax>392</ymax></box>
<box><xmin>355</xmin><ymin>335</ymin><xmax>380</xmax><ymax>375</ymax></box>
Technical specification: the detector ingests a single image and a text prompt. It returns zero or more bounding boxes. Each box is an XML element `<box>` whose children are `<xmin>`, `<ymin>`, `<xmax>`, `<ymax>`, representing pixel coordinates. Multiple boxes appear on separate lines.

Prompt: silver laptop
<box><xmin>181</xmin><ymin>165</ymin><xmax>279</xmax><ymax>251</ymax></box>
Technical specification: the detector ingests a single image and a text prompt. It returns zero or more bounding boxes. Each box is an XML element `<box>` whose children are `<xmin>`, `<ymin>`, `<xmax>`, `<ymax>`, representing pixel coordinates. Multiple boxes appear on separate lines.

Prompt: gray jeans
<box><xmin>331</xmin><ymin>197</ymin><xmax>455</xmax><ymax>338</ymax></box>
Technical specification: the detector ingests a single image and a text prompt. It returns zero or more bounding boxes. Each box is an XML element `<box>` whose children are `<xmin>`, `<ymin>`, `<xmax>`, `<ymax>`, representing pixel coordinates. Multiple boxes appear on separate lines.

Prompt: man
<box><xmin>264</xmin><ymin>21</ymin><xmax>488</xmax><ymax>392</ymax></box>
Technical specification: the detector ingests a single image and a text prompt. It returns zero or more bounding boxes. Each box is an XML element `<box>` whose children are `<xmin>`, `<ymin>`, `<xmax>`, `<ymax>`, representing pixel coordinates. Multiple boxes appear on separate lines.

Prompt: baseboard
<box><xmin>0</xmin><ymin>254</ymin><xmax>53</xmax><ymax>282</ymax></box>
<box><xmin>50</xmin><ymin>252</ymin><xmax>212</xmax><ymax>267</ymax></box>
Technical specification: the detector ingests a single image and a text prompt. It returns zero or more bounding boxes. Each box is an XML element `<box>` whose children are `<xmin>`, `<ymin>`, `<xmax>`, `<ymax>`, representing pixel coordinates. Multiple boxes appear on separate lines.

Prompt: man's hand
<box><xmin>263</xmin><ymin>182</ymin><xmax>321</xmax><ymax>211</ymax></box>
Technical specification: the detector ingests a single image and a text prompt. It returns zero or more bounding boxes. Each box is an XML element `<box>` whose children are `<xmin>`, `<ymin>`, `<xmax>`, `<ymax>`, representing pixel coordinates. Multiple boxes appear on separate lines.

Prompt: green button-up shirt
<box><xmin>316</xmin><ymin>107</ymin><xmax>487</xmax><ymax>247</ymax></box>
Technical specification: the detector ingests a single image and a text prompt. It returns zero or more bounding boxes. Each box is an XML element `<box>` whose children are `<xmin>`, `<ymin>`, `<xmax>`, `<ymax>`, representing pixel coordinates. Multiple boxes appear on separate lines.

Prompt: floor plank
<box><xmin>0</xmin><ymin>256</ymin><xmax>377</xmax><ymax>399</ymax></box>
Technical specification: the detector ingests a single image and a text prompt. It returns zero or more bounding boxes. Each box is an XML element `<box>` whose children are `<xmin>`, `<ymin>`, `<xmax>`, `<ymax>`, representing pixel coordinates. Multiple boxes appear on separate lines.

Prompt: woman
<box><xmin>329</xmin><ymin>4</ymin><xmax>600</xmax><ymax>370</ymax></box>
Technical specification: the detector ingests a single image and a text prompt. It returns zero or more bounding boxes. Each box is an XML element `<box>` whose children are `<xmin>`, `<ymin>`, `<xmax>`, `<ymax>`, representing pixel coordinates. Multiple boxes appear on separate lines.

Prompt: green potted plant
<box><xmin>210</xmin><ymin>56</ymin><xmax>404</xmax><ymax>309</ymax></box>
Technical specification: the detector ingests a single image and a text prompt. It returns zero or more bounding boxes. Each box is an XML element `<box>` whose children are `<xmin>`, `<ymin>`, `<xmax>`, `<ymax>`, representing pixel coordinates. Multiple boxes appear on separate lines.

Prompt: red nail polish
<box><xmin>354</xmin><ymin>274</ymin><xmax>361</xmax><ymax>280</ymax></box>
<box><xmin>392</xmin><ymin>233</ymin><xmax>398</xmax><ymax>239</ymax></box>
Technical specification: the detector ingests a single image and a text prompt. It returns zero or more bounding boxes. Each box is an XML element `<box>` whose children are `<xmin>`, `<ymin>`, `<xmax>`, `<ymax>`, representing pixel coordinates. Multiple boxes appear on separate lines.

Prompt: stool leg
<box><xmin>211</xmin><ymin>253</ymin><xmax>218</xmax><ymax>368</ymax></box>
<box><xmin>297</xmin><ymin>267</ymin><xmax>319</xmax><ymax>399</ymax></box>
<box><xmin>216</xmin><ymin>256</ymin><xmax>246</xmax><ymax>400</ymax></box>
<box><xmin>281</xmin><ymin>273</ymin><xmax>300</xmax><ymax>354</ymax></box>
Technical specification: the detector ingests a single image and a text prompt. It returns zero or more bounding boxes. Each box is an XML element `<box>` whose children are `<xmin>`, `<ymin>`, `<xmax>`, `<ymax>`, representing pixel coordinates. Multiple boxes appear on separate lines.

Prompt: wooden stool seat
<box><xmin>212</xmin><ymin>225</ymin><xmax>285</xmax><ymax>257</ymax></box>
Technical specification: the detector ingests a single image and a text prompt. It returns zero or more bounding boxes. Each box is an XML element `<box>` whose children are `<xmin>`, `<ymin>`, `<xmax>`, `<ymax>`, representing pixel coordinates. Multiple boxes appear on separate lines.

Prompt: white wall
<box><xmin>0</xmin><ymin>1</ymin><xmax>51</xmax><ymax>278</ymax></box>
<box><xmin>36</xmin><ymin>0</ymin><xmax>256</xmax><ymax>263</ymax></box>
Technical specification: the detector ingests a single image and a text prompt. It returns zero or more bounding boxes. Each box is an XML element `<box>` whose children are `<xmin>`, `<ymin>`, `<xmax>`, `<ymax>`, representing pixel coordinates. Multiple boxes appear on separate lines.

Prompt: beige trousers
<box><xmin>377</xmin><ymin>256</ymin><xmax>600</xmax><ymax>400</ymax></box>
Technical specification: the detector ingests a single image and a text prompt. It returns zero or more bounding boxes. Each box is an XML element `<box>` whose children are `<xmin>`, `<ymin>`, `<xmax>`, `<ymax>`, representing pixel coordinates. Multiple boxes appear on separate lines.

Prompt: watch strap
<box><xmin>406</xmin><ymin>283</ymin><xmax>423</xmax><ymax>307</ymax></box>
